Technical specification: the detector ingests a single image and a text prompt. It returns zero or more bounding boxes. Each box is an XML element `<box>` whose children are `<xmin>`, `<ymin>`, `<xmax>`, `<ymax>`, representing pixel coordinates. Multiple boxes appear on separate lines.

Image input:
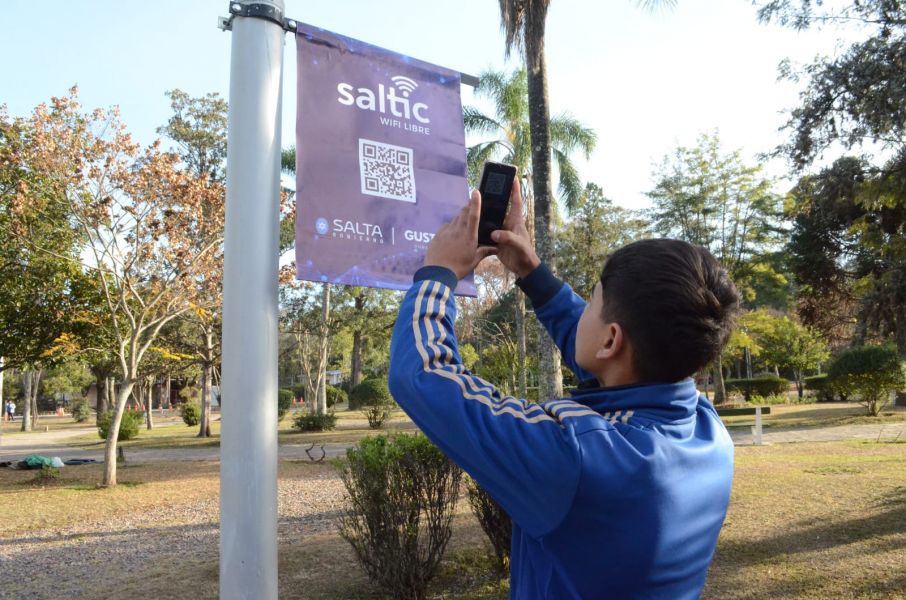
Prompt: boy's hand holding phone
<box><xmin>490</xmin><ymin>177</ymin><xmax>540</xmax><ymax>279</ymax></box>
<box><xmin>423</xmin><ymin>190</ymin><xmax>498</xmax><ymax>280</ymax></box>
<box><xmin>424</xmin><ymin>163</ymin><xmax>540</xmax><ymax>281</ymax></box>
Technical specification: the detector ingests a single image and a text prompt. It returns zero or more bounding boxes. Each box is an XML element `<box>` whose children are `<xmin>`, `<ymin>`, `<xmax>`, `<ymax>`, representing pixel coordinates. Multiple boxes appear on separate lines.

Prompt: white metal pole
<box><xmin>220</xmin><ymin>1</ymin><xmax>284</xmax><ymax>598</ymax></box>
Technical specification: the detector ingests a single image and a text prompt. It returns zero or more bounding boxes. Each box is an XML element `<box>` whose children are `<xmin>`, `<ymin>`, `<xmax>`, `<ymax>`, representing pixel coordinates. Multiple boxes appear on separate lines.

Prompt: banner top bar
<box><xmin>218</xmin><ymin>3</ymin><xmax>480</xmax><ymax>87</ymax></box>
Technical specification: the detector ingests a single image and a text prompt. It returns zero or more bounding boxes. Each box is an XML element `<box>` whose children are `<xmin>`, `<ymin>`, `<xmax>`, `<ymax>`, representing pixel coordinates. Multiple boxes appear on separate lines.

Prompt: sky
<box><xmin>2</xmin><ymin>0</ymin><xmax>858</xmax><ymax>210</ymax></box>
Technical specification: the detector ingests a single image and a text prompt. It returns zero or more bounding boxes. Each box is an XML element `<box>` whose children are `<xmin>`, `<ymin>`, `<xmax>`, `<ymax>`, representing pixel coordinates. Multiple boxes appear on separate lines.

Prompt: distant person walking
<box><xmin>5</xmin><ymin>400</ymin><xmax>14</xmax><ymax>422</ymax></box>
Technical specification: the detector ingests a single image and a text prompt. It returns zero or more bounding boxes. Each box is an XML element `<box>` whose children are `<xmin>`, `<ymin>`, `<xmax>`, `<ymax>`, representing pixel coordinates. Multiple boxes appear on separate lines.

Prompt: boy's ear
<box><xmin>595</xmin><ymin>323</ymin><xmax>624</xmax><ymax>360</ymax></box>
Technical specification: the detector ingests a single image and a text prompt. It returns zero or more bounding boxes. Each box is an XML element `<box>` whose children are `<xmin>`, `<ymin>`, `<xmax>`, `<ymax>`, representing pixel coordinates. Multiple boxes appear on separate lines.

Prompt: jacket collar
<box><xmin>568</xmin><ymin>378</ymin><xmax>699</xmax><ymax>422</ymax></box>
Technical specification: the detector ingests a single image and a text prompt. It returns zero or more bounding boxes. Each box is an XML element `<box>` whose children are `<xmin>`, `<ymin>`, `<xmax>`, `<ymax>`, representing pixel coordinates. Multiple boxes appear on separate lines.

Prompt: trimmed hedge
<box><xmin>181</xmin><ymin>402</ymin><xmax>200</xmax><ymax>426</ymax></box>
<box><xmin>97</xmin><ymin>410</ymin><xmax>143</xmax><ymax>441</ymax></box>
<box><xmin>827</xmin><ymin>345</ymin><xmax>906</xmax><ymax>416</ymax></box>
<box><xmin>725</xmin><ymin>376</ymin><xmax>789</xmax><ymax>402</ymax></box>
<box><xmin>804</xmin><ymin>375</ymin><xmax>836</xmax><ymax>402</ymax></box>
<box><xmin>349</xmin><ymin>377</ymin><xmax>392</xmax><ymax>410</ymax></box>
<box><xmin>278</xmin><ymin>388</ymin><xmax>294</xmax><ymax>421</ymax></box>
<box><xmin>293</xmin><ymin>412</ymin><xmax>337</xmax><ymax>432</ymax></box>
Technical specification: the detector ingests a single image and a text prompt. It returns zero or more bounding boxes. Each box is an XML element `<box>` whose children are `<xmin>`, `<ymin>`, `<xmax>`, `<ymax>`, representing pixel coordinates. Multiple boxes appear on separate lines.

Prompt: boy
<box><xmin>388</xmin><ymin>179</ymin><xmax>739</xmax><ymax>599</ymax></box>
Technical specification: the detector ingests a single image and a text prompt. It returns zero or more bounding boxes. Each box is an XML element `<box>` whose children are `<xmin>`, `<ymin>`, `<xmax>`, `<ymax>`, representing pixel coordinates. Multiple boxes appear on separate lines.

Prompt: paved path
<box><xmin>2</xmin><ymin>419</ymin><xmax>904</xmax><ymax>464</ymax></box>
<box><xmin>729</xmin><ymin>420</ymin><xmax>906</xmax><ymax>445</ymax></box>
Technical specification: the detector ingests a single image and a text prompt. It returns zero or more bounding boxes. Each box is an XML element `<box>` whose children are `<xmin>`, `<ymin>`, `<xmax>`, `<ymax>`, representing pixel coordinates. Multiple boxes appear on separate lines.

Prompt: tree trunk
<box><xmin>29</xmin><ymin>370</ymin><xmax>41</xmax><ymax>429</ymax></box>
<box><xmin>96</xmin><ymin>375</ymin><xmax>108</xmax><ymax>419</ymax></box>
<box><xmin>895</xmin><ymin>308</ymin><xmax>906</xmax><ymax>406</ymax></box>
<box><xmin>102</xmin><ymin>379</ymin><xmax>137</xmax><ymax>487</ymax></box>
<box><xmin>107</xmin><ymin>377</ymin><xmax>115</xmax><ymax>411</ymax></box>
<box><xmin>145</xmin><ymin>378</ymin><xmax>154</xmax><ymax>430</ymax></box>
<box><xmin>351</xmin><ymin>330</ymin><xmax>363</xmax><ymax>389</ymax></box>
<box><xmin>20</xmin><ymin>370</ymin><xmax>32</xmax><ymax>432</ymax></box>
<box><xmin>199</xmin><ymin>356</ymin><xmax>212</xmax><ymax>437</ymax></box>
<box><xmin>712</xmin><ymin>356</ymin><xmax>726</xmax><ymax>404</ymax></box>
<box><xmin>795</xmin><ymin>370</ymin><xmax>803</xmax><ymax>400</ymax></box>
<box><xmin>317</xmin><ymin>283</ymin><xmax>331</xmax><ymax>416</ymax></box>
<box><xmin>524</xmin><ymin>12</ymin><xmax>562</xmax><ymax>402</ymax></box>
<box><xmin>515</xmin><ymin>289</ymin><xmax>527</xmax><ymax>399</ymax></box>
<box><xmin>165</xmin><ymin>373</ymin><xmax>171</xmax><ymax>409</ymax></box>
<box><xmin>0</xmin><ymin>357</ymin><xmax>4</xmax><ymax>446</ymax></box>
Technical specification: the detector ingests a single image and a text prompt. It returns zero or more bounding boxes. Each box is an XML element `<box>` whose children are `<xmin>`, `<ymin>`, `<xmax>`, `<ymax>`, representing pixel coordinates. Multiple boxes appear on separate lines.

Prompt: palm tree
<box><xmin>464</xmin><ymin>68</ymin><xmax>595</xmax><ymax>398</ymax></box>
<box><xmin>497</xmin><ymin>0</ymin><xmax>676</xmax><ymax>400</ymax></box>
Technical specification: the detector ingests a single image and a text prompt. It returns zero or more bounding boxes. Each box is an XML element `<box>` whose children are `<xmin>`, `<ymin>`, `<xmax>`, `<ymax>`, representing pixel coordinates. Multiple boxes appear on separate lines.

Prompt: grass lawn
<box><xmin>2</xmin><ymin>439</ymin><xmax>905</xmax><ymax>598</ymax></box>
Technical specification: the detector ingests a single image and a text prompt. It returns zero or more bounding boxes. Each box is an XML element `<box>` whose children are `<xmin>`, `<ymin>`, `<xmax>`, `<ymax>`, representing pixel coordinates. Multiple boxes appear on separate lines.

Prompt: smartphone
<box><xmin>477</xmin><ymin>161</ymin><xmax>517</xmax><ymax>246</ymax></box>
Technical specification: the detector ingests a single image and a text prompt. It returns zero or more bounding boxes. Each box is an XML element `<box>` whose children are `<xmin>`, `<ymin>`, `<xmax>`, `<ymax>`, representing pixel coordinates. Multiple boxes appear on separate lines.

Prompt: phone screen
<box><xmin>478</xmin><ymin>163</ymin><xmax>516</xmax><ymax>245</ymax></box>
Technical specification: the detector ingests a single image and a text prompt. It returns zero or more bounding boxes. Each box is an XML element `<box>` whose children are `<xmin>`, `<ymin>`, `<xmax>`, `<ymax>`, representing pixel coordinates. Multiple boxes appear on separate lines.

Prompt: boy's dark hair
<box><xmin>599</xmin><ymin>239</ymin><xmax>740</xmax><ymax>383</ymax></box>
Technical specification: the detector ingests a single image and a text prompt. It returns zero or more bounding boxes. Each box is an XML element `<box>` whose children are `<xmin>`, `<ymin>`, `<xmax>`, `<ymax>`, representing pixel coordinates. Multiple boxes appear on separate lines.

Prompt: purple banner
<box><xmin>294</xmin><ymin>23</ymin><xmax>475</xmax><ymax>296</ymax></box>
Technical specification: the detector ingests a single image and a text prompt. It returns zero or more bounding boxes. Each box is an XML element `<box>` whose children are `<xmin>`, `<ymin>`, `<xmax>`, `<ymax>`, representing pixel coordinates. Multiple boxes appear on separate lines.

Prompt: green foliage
<box><xmin>463</xmin><ymin>69</ymin><xmax>596</xmax><ymax>211</ymax></box>
<box><xmin>338</xmin><ymin>434</ymin><xmax>462</xmax><ymax>600</ymax></box>
<box><xmin>326</xmin><ymin>384</ymin><xmax>348</xmax><ymax>408</ymax></box>
<box><xmin>36</xmin><ymin>464</ymin><xmax>60</xmax><ymax>482</ymax></box>
<box><xmin>804</xmin><ymin>375</ymin><xmax>838</xmax><ymax>402</ymax></box>
<box><xmin>827</xmin><ymin>345</ymin><xmax>906</xmax><ymax>416</ymax></box>
<box><xmin>278</xmin><ymin>388</ymin><xmax>293</xmax><ymax>422</ymax></box>
<box><xmin>97</xmin><ymin>410</ymin><xmax>143</xmax><ymax>441</ymax></box>
<box><xmin>459</xmin><ymin>343</ymin><xmax>480</xmax><ymax>372</ymax></box>
<box><xmin>71</xmin><ymin>399</ymin><xmax>92</xmax><ymax>423</ymax></box>
<box><xmin>180</xmin><ymin>402</ymin><xmax>200</xmax><ymax>426</ymax></box>
<box><xmin>725</xmin><ymin>377</ymin><xmax>789</xmax><ymax>402</ymax></box>
<box><xmin>555</xmin><ymin>183</ymin><xmax>648</xmax><ymax>297</ymax></box>
<box><xmin>179</xmin><ymin>385</ymin><xmax>200</xmax><ymax>403</ymax></box>
<box><xmin>41</xmin><ymin>359</ymin><xmax>92</xmax><ymax>400</ymax></box>
<box><xmin>646</xmin><ymin>131</ymin><xmax>785</xmax><ymax>306</ymax></box>
<box><xmin>349</xmin><ymin>377</ymin><xmax>391</xmax><ymax>410</ymax></box>
<box><xmin>0</xmin><ymin>104</ymin><xmax>97</xmax><ymax>371</ymax></box>
<box><xmin>293</xmin><ymin>412</ymin><xmax>337</xmax><ymax>432</ymax></box>
<box><xmin>466</xmin><ymin>478</ymin><xmax>511</xmax><ymax>574</ymax></box>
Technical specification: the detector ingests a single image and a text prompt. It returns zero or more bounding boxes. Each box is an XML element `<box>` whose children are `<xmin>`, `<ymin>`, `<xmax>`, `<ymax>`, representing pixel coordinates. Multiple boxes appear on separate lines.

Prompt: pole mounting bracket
<box><xmin>219</xmin><ymin>2</ymin><xmax>297</xmax><ymax>32</ymax></box>
<box><xmin>217</xmin><ymin>3</ymin><xmax>477</xmax><ymax>87</ymax></box>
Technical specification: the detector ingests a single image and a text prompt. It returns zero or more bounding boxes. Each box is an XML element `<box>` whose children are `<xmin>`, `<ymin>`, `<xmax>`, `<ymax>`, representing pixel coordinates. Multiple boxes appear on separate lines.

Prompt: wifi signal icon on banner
<box><xmin>391</xmin><ymin>75</ymin><xmax>418</xmax><ymax>98</ymax></box>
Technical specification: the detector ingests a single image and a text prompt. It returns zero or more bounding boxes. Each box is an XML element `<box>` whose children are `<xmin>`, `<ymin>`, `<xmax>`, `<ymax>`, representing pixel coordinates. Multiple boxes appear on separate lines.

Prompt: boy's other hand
<box><xmin>424</xmin><ymin>190</ymin><xmax>497</xmax><ymax>280</ymax></box>
<box><xmin>492</xmin><ymin>177</ymin><xmax>541</xmax><ymax>279</ymax></box>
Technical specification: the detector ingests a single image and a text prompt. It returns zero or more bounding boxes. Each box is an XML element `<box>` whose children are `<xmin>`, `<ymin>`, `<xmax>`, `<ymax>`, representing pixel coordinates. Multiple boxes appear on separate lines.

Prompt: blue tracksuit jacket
<box><xmin>388</xmin><ymin>264</ymin><xmax>734</xmax><ymax>599</ymax></box>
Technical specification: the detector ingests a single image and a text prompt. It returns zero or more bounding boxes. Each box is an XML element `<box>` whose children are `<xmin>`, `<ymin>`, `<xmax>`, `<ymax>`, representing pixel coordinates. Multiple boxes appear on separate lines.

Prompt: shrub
<box><xmin>804</xmin><ymin>375</ymin><xmax>836</xmax><ymax>402</ymax></box>
<box><xmin>339</xmin><ymin>434</ymin><xmax>462</xmax><ymax>600</ymax></box>
<box><xmin>363</xmin><ymin>403</ymin><xmax>392</xmax><ymax>429</ymax></box>
<box><xmin>36</xmin><ymin>464</ymin><xmax>60</xmax><ymax>482</ymax></box>
<box><xmin>97</xmin><ymin>410</ymin><xmax>143</xmax><ymax>440</ymax></box>
<box><xmin>71</xmin><ymin>399</ymin><xmax>92</xmax><ymax>423</ymax></box>
<box><xmin>293</xmin><ymin>412</ymin><xmax>337</xmax><ymax>432</ymax></box>
<box><xmin>349</xmin><ymin>377</ymin><xmax>391</xmax><ymax>410</ymax></box>
<box><xmin>179</xmin><ymin>385</ymin><xmax>201</xmax><ymax>403</ymax></box>
<box><xmin>278</xmin><ymin>388</ymin><xmax>294</xmax><ymax>421</ymax></box>
<box><xmin>827</xmin><ymin>345</ymin><xmax>906</xmax><ymax>416</ymax></box>
<box><xmin>466</xmin><ymin>477</ymin><xmax>511</xmax><ymax>574</ymax></box>
<box><xmin>326</xmin><ymin>384</ymin><xmax>348</xmax><ymax>408</ymax></box>
<box><xmin>725</xmin><ymin>376</ymin><xmax>789</xmax><ymax>402</ymax></box>
<box><xmin>181</xmin><ymin>402</ymin><xmax>200</xmax><ymax>426</ymax></box>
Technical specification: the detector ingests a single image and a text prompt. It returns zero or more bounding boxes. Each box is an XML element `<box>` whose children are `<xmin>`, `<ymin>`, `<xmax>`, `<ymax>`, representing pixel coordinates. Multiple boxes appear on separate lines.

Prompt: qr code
<box><xmin>358</xmin><ymin>138</ymin><xmax>416</xmax><ymax>203</ymax></box>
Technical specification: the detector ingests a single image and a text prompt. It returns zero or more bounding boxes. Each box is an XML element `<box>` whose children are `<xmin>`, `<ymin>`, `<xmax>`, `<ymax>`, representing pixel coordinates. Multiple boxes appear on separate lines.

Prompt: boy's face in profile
<box><xmin>575</xmin><ymin>282</ymin><xmax>609</xmax><ymax>375</ymax></box>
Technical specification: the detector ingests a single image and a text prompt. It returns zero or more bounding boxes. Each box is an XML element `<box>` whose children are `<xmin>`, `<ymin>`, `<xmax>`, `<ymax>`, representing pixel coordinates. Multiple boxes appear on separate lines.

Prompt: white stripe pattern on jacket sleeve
<box><xmin>411</xmin><ymin>281</ymin><xmax>555</xmax><ymax>424</ymax></box>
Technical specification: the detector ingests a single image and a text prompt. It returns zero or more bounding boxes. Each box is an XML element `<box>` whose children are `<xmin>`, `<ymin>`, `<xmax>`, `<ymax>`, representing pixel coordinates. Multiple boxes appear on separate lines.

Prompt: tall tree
<box><xmin>647</xmin><ymin>131</ymin><xmax>785</xmax><ymax>401</ymax></box>
<box><xmin>158</xmin><ymin>89</ymin><xmax>227</xmax><ymax>437</ymax></box>
<box><xmin>556</xmin><ymin>183</ymin><xmax>648</xmax><ymax>298</ymax></box>
<box><xmin>498</xmin><ymin>0</ymin><xmax>675</xmax><ymax>399</ymax></box>
<box><xmin>24</xmin><ymin>90</ymin><xmax>224</xmax><ymax>485</ymax></box>
<box><xmin>464</xmin><ymin>68</ymin><xmax>595</xmax><ymax>397</ymax></box>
